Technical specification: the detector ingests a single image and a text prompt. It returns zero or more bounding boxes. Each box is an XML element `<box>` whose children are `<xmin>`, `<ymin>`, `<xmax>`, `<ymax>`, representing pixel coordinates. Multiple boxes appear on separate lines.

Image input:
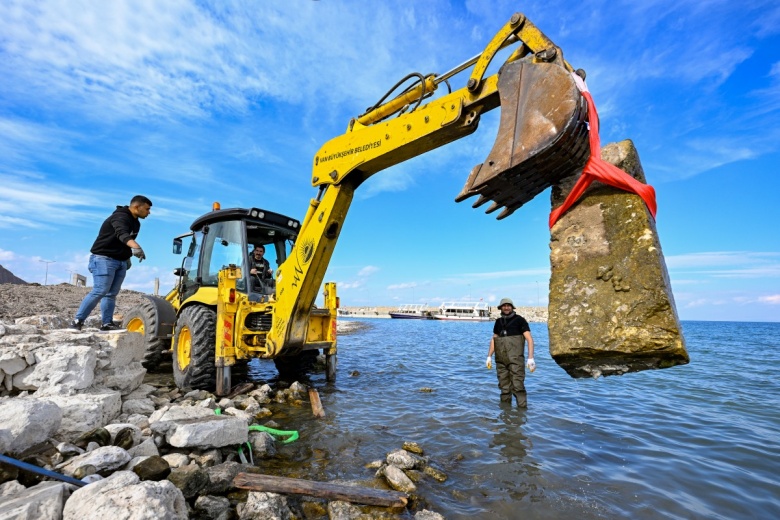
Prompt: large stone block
<box><xmin>45</xmin><ymin>390</ymin><xmax>123</xmax><ymax>441</ymax></box>
<box><xmin>549</xmin><ymin>139</ymin><xmax>688</xmax><ymax>378</ymax></box>
<box><xmin>0</xmin><ymin>398</ymin><xmax>62</xmax><ymax>456</ymax></box>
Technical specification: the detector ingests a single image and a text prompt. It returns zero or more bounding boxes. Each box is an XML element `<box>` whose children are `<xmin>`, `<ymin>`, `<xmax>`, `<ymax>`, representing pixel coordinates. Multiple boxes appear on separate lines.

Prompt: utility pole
<box><xmin>39</xmin><ymin>259</ymin><xmax>56</xmax><ymax>285</ymax></box>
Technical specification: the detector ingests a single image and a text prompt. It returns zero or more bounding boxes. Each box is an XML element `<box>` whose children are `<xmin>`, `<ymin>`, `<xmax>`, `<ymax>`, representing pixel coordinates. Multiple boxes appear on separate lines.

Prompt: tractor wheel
<box><xmin>122</xmin><ymin>299</ymin><xmax>168</xmax><ymax>371</ymax></box>
<box><xmin>173</xmin><ymin>305</ymin><xmax>216</xmax><ymax>391</ymax></box>
<box><xmin>274</xmin><ymin>350</ymin><xmax>319</xmax><ymax>380</ymax></box>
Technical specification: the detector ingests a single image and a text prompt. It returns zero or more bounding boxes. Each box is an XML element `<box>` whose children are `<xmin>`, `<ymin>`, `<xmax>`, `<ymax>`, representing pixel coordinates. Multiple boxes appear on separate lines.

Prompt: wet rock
<box><xmin>0</xmin><ymin>397</ymin><xmax>62</xmax><ymax>456</ymax></box>
<box><xmin>203</xmin><ymin>461</ymin><xmax>245</xmax><ymax>495</ymax></box>
<box><xmin>168</xmin><ymin>463</ymin><xmax>210</xmax><ymax>499</ymax></box>
<box><xmin>63</xmin><ymin>471</ymin><xmax>187</xmax><ymax>520</ymax></box>
<box><xmin>195</xmin><ymin>495</ymin><xmax>232</xmax><ymax>520</ymax></box>
<box><xmin>301</xmin><ymin>500</ymin><xmax>328</xmax><ymax>518</ymax></box>
<box><xmin>328</xmin><ymin>500</ymin><xmax>363</xmax><ymax>520</ymax></box>
<box><xmin>419</xmin><ymin>387</ymin><xmax>434</xmax><ymax>393</ymax></box>
<box><xmin>387</xmin><ymin>449</ymin><xmax>424</xmax><ymax>470</ymax></box>
<box><xmin>0</xmin><ymin>480</ymin><xmax>72</xmax><ymax>519</ymax></box>
<box><xmin>132</xmin><ymin>455</ymin><xmax>171</xmax><ymax>481</ymax></box>
<box><xmin>416</xmin><ymin>510</ymin><xmax>445</xmax><ymax>520</ymax></box>
<box><xmin>248</xmin><ymin>431</ymin><xmax>277</xmax><ymax>460</ymax></box>
<box><xmin>364</xmin><ymin>460</ymin><xmax>384</xmax><ymax>470</ymax></box>
<box><xmin>289</xmin><ymin>381</ymin><xmax>307</xmax><ymax>400</ymax></box>
<box><xmin>422</xmin><ymin>464</ymin><xmax>448</xmax><ymax>483</ymax></box>
<box><xmin>402</xmin><ymin>441</ymin><xmax>424</xmax><ymax>455</ymax></box>
<box><xmin>381</xmin><ymin>464</ymin><xmax>416</xmax><ymax>493</ymax></box>
<box><xmin>237</xmin><ymin>491</ymin><xmax>294</xmax><ymax>520</ymax></box>
<box><xmin>549</xmin><ymin>139</ymin><xmax>689</xmax><ymax>378</ymax></box>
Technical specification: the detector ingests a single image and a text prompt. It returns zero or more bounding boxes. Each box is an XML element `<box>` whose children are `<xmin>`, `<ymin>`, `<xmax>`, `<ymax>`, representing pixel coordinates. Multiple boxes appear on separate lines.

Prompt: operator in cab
<box><xmin>250</xmin><ymin>245</ymin><xmax>273</xmax><ymax>292</ymax></box>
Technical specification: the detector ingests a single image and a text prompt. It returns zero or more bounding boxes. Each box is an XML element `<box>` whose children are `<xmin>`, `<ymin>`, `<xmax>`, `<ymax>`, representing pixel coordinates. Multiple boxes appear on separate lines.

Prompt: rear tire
<box><xmin>122</xmin><ymin>299</ymin><xmax>167</xmax><ymax>371</ymax></box>
<box><xmin>173</xmin><ymin>305</ymin><xmax>216</xmax><ymax>391</ymax></box>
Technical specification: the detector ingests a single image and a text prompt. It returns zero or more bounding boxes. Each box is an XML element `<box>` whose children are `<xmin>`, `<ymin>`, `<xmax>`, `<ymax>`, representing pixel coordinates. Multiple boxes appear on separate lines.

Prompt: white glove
<box><xmin>526</xmin><ymin>358</ymin><xmax>536</xmax><ymax>372</ymax></box>
<box><xmin>486</xmin><ymin>356</ymin><xmax>492</xmax><ymax>370</ymax></box>
<box><xmin>131</xmin><ymin>247</ymin><xmax>146</xmax><ymax>261</ymax></box>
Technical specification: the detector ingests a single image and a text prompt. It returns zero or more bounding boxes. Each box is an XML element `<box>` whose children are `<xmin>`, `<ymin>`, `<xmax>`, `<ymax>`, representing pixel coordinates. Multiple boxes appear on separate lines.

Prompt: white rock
<box><xmin>97</xmin><ymin>362</ymin><xmax>146</xmax><ymax>394</ymax></box>
<box><xmin>129</xmin><ymin>438</ymin><xmax>160</xmax><ymax>458</ymax></box>
<box><xmin>0</xmin><ymin>480</ymin><xmax>26</xmax><ymax>496</ymax></box>
<box><xmin>167</xmin><ymin>415</ymin><xmax>248</xmax><ymax>449</ymax></box>
<box><xmin>123</xmin><ymin>383</ymin><xmax>157</xmax><ymax>400</ymax></box>
<box><xmin>13</xmin><ymin>345</ymin><xmax>97</xmax><ymax>392</ymax></box>
<box><xmin>60</xmin><ymin>446</ymin><xmax>131</xmax><ymax>477</ymax></box>
<box><xmin>0</xmin><ymin>352</ymin><xmax>27</xmax><ymax>375</ymax></box>
<box><xmin>382</xmin><ymin>464</ymin><xmax>416</xmax><ymax>493</ymax></box>
<box><xmin>63</xmin><ymin>471</ymin><xmax>187</xmax><ymax>520</ymax></box>
<box><xmin>44</xmin><ymin>390</ymin><xmax>122</xmax><ymax>441</ymax></box>
<box><xmin>386</xmin><ymin>448</ymin><xmax>423</xmax><ymax>470</ymax></box>
<box><xmin>0</xmin><ymin>481</ymin><xmax>71</xmax><ymax>519</ymax></box>
<box><xmin>0</xmin><ymin>397</ymin><xmax>62</xmax><ymax>455</ymax></box>
<box><xmin>105</xmin><ymin>423</ymin><xmax>143</xmax><ymax>445</ymax></box>
<box><xmin>237</xmin><ymin>491</ymin><xmax>293</xmax><ymax>520</ymax></box>
<box><xmin>162</xmin><ymin>453</ymin><xmax>191</xmax><ymax>468</ymax></box>
<box><xmin>14</xmin><ymin>315</ymin><xmax>68</xmax><ymax>329</ymax></box>
<box><xmin>122</xmin><ymin>398</ymin><xmax>156</xmax><ymax>416</ymax></box>
<box><xmin>224</xmin><ymin>407</ymin><xmax>252</xmax><ymax>422</ymax></box>
<box><xmin>98</xmin><ymin>332</ymin><xmax>147</xmax><ymax>367</ymax></box>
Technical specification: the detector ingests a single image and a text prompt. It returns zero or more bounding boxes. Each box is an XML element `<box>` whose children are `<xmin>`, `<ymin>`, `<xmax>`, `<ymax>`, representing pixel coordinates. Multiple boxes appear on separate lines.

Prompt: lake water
<box><xmin>247</xmin><ymin>319</ymin><xmax>780</xmax><ymax>519</ymax></box>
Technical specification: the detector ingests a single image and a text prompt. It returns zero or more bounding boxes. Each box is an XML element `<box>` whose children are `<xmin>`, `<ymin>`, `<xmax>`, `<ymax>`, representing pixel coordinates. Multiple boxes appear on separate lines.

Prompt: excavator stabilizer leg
<box><xmin>456</xmin><ymin>60</ymin><xmax>590</xmax><ymax>219</ymax></box>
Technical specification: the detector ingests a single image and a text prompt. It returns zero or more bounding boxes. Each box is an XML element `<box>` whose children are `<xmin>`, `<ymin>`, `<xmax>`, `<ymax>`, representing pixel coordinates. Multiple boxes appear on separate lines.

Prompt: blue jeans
<box><xmin>75</xmin><ymin>255</ymin><xmax>127</xmax><ymax>325</ymax></box>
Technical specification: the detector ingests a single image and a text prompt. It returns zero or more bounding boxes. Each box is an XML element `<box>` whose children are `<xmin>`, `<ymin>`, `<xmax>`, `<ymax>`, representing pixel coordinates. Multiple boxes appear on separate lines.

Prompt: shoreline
<box><xmin>338</xmin><ymin>305</ymin><xmax>549</xmax><ymax>323</ymax></box>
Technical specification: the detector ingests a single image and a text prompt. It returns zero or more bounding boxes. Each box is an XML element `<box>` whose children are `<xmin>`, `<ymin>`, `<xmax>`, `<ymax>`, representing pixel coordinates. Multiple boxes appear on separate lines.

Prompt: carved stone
<box><xmin>549</xmin><ymin>139</ymin><xmax>688</xmax><ymax>378</ymax></box>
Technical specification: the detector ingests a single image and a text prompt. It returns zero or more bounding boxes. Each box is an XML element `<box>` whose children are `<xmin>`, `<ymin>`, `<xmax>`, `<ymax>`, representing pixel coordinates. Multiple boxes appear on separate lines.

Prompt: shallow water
<box><xmin>246</xmin><ymin>319</ymin><xmax>780</xmax><ymax>519</ymax></box>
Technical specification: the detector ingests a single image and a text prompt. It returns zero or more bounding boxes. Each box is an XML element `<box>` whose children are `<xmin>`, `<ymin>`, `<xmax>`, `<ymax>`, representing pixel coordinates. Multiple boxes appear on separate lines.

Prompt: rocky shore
<box><xmin>0</xmin><ymin>284</ymin><xmax>449</xmax><ymax>519</ymax></box>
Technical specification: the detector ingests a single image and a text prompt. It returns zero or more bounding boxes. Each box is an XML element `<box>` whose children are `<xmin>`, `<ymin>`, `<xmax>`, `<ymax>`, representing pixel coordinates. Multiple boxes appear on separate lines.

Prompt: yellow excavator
<box><xmin>123</xmin><ymin>12</ymin><xmax>591</xmax><ymax>395</ymax></box>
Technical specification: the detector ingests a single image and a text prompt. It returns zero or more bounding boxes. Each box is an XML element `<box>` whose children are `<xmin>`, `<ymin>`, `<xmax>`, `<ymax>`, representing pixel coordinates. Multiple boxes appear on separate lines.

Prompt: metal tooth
<box><xmin>497</xmin><ymin>207</ymin><xmax>516</xmax><ymax>220</ymax></box>
<box><xmin>471</xmin><ymin>195</ymin><xmax>490</xmax><ymax>208</ymax></box>
<box><xmin>485</xmin><ymin>202</ymin><xmax>502</xmax><ymax>214</ymax></box>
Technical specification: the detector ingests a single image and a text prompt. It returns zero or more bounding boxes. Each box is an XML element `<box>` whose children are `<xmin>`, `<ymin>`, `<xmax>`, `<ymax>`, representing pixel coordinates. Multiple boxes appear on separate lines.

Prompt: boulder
<box><xmin>60</xmin><ymin>446</ymin><xmax>131</xmax><ymax>477</ymax></box>
<box><xmin>63</xmin><ymin>471</ymin><xmax>187</xmax><ymax>520</ymax></box>
<box><xmin>0</xmin><ymin>397</ymin><xmax>62</xmax><ymax>456</ymax></box>
<box><xmin>380</xmin><ymin>465</ymin><xmax>416</xmax><ymax>493</ymax></box>
<box><xmin>13</xmin><ymin>345</ymin><xmax>96</xmax><ymax>392</ymax></box>
<box><xmin>150</xmin><ymin>405</ymin><xmax>248</xmax><ymax>449</ymax></box>
<box><xmin>44</xmin><ymin>390</ymin><xmax>122</xmax><ymax>441</ymax></box>
<box><xmin>0</xmin><ymin>481</ymin><xmax>71</xmax><ymax>519</ymax></box>
<box><xmin>549</xmin><ymin>139</ymin><xmax>689</xmax><ymax>378</ymax></box>
<box><xmin>237</xmin><ymin>491</ymin><xmax>294</xmax><ymax>520</ymax></box>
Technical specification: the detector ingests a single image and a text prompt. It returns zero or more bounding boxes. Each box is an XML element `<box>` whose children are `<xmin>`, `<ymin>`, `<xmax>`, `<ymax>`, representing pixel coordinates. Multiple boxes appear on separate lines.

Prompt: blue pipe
<box><xmin>0</xmin><ymin>453</ymin><xmax>87</xmax><ymax>487</ymax></box>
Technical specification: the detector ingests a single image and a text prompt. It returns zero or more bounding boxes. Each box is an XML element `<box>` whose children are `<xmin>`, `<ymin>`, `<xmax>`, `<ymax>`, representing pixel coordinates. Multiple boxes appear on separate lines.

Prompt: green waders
<box><xmin>494</xmin><ymin>335</ymin><xmax>527</xmax><ymax>407</ymax></box>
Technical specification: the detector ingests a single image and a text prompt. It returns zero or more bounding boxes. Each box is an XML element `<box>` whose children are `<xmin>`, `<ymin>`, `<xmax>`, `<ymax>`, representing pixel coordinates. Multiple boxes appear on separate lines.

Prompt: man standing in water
<box><xmin>486</xmin><ymin>298</ymin><xmax>535</xmax><ymax>407</ymax></box>
<box><xmin>69</xmin><ymin>195</ymin><xmax>152</xmax><ymax>331</ymax></box>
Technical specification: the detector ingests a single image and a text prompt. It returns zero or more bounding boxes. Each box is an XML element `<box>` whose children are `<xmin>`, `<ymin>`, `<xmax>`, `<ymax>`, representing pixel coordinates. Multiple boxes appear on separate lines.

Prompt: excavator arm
<box><xmin>268</xmin><ymin>13</ymin><xmax>590</xmax><ymax>354</ymax></box>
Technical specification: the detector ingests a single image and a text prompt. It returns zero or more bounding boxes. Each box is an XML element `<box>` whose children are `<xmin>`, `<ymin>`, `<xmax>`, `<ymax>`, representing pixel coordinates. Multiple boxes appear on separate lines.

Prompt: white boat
<box><xmin>389</xmin><ymin>304</ymin><xmax>431</xmax><ymax>319</ymax></box>
<box><xmin>433</xmin><ymin>301</ymin><xmax>492</xmax><ymax>321</ymax></box>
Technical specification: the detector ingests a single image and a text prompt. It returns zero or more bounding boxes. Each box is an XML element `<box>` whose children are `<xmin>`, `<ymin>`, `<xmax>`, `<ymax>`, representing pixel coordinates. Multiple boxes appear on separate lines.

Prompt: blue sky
<box><xmin>0</xmin><ymin>0</ymin><xmax>778</xmax><ymax>322</ymax></box>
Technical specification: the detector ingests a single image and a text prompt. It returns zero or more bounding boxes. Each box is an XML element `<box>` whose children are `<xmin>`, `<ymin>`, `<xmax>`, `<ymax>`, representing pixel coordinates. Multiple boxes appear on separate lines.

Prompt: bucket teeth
<box><xmin>456</xmin><ymin>59</ymin><xmax>590</xmax><ymax>219</ymax></box>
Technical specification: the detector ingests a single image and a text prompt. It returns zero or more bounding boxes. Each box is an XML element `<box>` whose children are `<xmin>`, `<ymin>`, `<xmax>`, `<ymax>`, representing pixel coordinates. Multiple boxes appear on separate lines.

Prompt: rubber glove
<box><xmin>486</xmin><ymin>356</ymin><xmax>492</xmax><ymax>369</ymax></box>
<box><xmin>131</xmin><ymin>247</ymin><xmax>146</xmax><ymax>261</ymax></box>
<box><xmin>526</xmin><ymin>358</ymin><xmax>536</xmax><ymax>372</ymax></box>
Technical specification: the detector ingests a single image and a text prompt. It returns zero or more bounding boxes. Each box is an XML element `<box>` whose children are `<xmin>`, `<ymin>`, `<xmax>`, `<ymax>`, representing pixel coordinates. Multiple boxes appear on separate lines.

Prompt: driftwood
<box><xmin>308</xmin><ymin>387</ymin><xmax>325</xmax><ymax>418</ymax></box>
<box><xmin>232</xmin><ymin>473</ymin><xmax>408</xmax><ymax>507</ymax></box>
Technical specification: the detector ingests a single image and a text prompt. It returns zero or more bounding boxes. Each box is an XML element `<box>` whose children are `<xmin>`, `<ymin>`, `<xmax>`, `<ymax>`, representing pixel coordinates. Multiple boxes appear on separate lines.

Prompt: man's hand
<box><xmin>131</xmin><ymin>247</ymin><xmax>146</xmax><ymax>262</ymax></box>
<box><xmin>526</xmin><ymin>358</ymin><xmax>536</xmax><ymax>372</ymax></box>
<box><xmin>486</xmin><ymin>356</ymin><xmax>492</xmax><ymax>370</ymax></box>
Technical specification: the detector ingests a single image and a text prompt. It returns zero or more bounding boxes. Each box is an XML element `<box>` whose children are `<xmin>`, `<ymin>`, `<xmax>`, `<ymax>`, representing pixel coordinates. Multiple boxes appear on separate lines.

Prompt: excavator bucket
<box><xmin>455</xmin><ymin>59</ymin><xmax>591</xmax><ymax>219</ymax></box>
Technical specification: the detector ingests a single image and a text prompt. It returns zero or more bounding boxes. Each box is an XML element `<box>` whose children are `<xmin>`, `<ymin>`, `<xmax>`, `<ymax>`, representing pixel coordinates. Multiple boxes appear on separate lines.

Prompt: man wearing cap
<box><xmin>486</xmin><ymin>297</ymin><xmax>535</xmax><ymax>407</ymax></box>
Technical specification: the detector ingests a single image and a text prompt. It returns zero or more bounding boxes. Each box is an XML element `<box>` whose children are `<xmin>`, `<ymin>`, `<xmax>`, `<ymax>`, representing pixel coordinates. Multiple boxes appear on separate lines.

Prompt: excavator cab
<box><xmin>171</xmin><ymin>206</ymin><xmax>300</xmax><ymax>306</ymax></box>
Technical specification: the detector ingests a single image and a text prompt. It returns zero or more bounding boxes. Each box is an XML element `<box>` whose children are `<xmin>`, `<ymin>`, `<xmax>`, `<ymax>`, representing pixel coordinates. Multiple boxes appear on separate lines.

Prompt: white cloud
<box><xmin>758</xmin><ymin>295</ymin><xmax>780</xmax><ymax>305</ymax></box>
<box><xmin>0</xmin><ymin>249</ymin><xmax>16</xmax><ymax>261</ymax></box>
<box><xmin>387</xmin><ymin>282</ymin><xmax>418</xmax><ymax>290</ymax></box>
<box><xmin>358</xmin><ymin>266</ymin><xmax>379</xmax><ymax>277</ymax></box>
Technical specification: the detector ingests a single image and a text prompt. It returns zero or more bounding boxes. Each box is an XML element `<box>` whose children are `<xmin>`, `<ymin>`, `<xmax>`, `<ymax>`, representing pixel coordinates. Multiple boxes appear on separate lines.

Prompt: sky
<box><xmin>0</xmin><ymin>0</ymin><xmax>778</xmax><ymax>323</ymax></box>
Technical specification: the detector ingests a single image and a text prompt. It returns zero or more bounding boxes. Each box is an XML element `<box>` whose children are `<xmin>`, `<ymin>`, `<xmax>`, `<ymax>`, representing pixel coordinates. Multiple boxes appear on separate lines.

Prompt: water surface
<box><xmin>249</xmin><ymin>319</ymin><xmax>780</xmax><ymax>519</ymax></box>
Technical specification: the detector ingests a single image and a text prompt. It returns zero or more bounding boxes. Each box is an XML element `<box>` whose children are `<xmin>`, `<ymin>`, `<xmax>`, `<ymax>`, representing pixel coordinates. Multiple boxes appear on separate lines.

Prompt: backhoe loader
<box><xmin>123</xmin><ymin>11</ymin><xmax>593</xmax><ymax>395</ymax></box>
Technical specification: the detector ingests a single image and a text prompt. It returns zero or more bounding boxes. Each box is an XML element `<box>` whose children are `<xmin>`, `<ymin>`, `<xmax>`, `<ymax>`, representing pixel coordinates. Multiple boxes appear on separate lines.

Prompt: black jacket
<box><xmin>90</xmin><ymin>206</ymin><xmax>140</xmax><ymax>261</ymax></box>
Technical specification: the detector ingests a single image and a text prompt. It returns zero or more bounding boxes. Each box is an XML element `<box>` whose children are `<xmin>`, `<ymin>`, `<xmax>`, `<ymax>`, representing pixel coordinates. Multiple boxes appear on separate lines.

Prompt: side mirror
<box><xmin>173</xmin><ymin>267</ymin><xmax>187</xmax><ymax>277</ymax></box>
<box><xmin>173</xmin><ymin>238</ymin><xmax>182</xmax><ymax>255</ymax></box>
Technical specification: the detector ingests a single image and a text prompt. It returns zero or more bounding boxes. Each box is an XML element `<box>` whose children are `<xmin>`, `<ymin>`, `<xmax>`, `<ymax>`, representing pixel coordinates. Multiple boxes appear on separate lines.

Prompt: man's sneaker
<box><xmin>68</xmin><ymin>319</ymin><xmax>84</xmax><ymax>331</ymax></box>
<box><xmin>99</xmin><ymin>323</ymin><xmax>126</xmax><ymax>333</ymax></box>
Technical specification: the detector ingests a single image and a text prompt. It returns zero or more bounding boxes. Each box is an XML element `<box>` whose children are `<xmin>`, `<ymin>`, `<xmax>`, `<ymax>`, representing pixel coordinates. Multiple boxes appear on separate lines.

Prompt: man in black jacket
<box><xmin>69</xmin><ymin>195</ymin><xmax>152</xmax><ymax>331</ymax></box>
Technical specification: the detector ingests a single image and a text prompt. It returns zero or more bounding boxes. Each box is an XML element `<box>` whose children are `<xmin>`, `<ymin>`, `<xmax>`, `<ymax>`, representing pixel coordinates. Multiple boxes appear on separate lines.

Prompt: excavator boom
<box><xmin>270</xmin><ymin>12</ymin><xmax>590</xmax><ymax>351</ymax></box>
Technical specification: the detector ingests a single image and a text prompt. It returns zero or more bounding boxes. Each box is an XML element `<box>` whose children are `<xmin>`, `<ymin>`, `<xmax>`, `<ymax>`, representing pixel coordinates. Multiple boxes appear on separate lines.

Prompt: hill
<box><xmin>0</xmin><ymin>264</ymin><xmax>27</xmax><ymax>285</ymax></box>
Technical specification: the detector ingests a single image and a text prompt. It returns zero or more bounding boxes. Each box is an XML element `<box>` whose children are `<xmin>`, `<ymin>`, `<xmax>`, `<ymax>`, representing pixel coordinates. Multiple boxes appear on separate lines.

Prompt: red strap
<box><xmin>549</xmin><ymin>90</ymin><xmax>657</xmax><ymax>228</ymax></box>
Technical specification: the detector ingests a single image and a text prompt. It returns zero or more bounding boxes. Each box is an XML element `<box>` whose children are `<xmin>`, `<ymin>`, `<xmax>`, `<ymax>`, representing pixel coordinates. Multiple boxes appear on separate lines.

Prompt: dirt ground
<box><xmin>0</xmin><ymin>283</ymin><xmax>150</xmax><ymax>322</ymax></box>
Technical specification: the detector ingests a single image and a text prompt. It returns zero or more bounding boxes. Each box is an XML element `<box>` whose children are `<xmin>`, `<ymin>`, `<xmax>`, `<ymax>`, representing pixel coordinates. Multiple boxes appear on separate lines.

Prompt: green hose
<box><xmin>213</xmin><ymin>408</ymin><xmax>299</xmax><ymax>443</ymax></box>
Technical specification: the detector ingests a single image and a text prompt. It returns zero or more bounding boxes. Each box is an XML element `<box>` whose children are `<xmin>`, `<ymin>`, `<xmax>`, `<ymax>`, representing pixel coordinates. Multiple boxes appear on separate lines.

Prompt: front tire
<box><xmin>173</xmin><ymin>305</ymin><xmax>216</xmax><ymax>391</ymax></box>
<box><xmin>122</xmin><ymin>299</ymin><xmax>168</xmax><ymax>371</ymax></box>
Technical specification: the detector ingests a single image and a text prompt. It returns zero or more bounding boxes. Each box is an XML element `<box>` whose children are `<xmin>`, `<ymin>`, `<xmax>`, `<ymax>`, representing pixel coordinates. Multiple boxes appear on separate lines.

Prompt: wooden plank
<box><xmin>232</xmin><ymin>473</ymin><xmax>408</xmax><ymax>508</ymax></box>
<box><xmin>308</xmin><ymin>387</ymin><xmax>325</xmax><ymax>418</ymax></box>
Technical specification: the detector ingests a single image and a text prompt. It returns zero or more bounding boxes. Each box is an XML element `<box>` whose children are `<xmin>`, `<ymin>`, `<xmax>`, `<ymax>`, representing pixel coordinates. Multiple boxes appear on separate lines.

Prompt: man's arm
<box><xmin>523</xmin><ymin>330</ymin><xmax>534</xmax><ymax>359</ymax></box>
